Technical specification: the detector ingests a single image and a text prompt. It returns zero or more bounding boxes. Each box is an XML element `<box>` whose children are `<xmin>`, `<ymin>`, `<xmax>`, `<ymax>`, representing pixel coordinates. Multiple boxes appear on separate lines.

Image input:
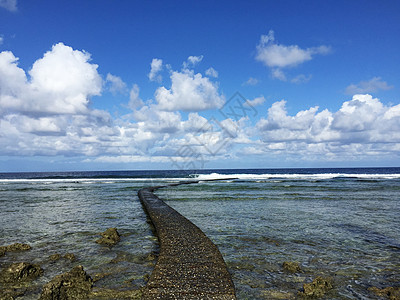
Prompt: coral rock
<box><xmin>0</xmin><ymin>262</ymin><xmax>43</xmax><ymax>283</ymax></box>
<box><xmin>300</xmin><ymin>276</ymin><xmax>333</xmax><ymax>297</ymax></box>
<box><xmin>283</xmin><ymin>261</ymin><xmax>301</xmax><ymax>273</ymax></box>
<box><xmin>39</xmin><ymin>265</ymin><xmax>93</xmax><ymax>300</ymax></box>
<box><xmin>95</xmin><ymin>228</ymin><xmax>120</xmax><ymax>246</ymax></box>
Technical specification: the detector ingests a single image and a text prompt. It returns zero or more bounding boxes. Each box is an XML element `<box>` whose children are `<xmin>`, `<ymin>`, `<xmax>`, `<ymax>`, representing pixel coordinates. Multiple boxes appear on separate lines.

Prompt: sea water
<box><xmin>0</xmin><ymin>168</ymin><xmax>399</xmax><ymax>299</ymax></box>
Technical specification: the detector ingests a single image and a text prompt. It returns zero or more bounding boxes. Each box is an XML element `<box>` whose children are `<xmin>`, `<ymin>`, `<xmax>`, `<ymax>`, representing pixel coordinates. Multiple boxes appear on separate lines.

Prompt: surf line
<box><xmin>138</xmin><ymin>178</ymin><xmax>237</xmax><ymax>299</ymax></box>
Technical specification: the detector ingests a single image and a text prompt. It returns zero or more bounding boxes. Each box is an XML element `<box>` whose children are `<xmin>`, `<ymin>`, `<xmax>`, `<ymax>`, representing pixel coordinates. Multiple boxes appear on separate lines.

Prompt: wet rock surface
<box><xmin>90</xmin><ymin>288</ymin><xmax>142</xmax><ymax>299</ymax></box>
<box><xmin>96</xmin><ymin>227</ymin><xmax>121</xmax><ymax>246</ymax></box>
<box><xmin>0</xmin><ymin>243</ymin><xmax>31</xmax><ymax>256</ymax></box>
<box><xmin>283</xmin><ymin>261</ymin><xmax>301</xmax><ymax>273</ymax></box>
<box><xmin>369</xmin><ymin>286</ymin><xmax>400</xmax><ymax>300</ymax></box>
<box><xmin>63</xmin><ymin>253</ymin><xmax>76</xmax><ymax>261</ymax></box>
<box><xmin>39</xmin><ymin>265</ymin><xmax>93</xmax><ymax>300</ymax></box>
<box><xmin>0</xmin><ymin>262</ymin><xmax>43</xmax><ymax>283</ymax></box>
<box><xmin>299</xmin><ymin>276</ymin><xmax>333</xmax><ymax>297</ymax></box>
<box><xmin>49</xmin><ymin>253</ymin><xmax>62</xmax><ymax>261</ymax></box>
<box><xmin>0</xmin><ymin>287</ymin><xmax>26</xmax><ymax>299</ymax></box>
<box><xmin>49</xmin><ymin>253</ymin><xmax>76</xmax><ymax>262</ymax></box>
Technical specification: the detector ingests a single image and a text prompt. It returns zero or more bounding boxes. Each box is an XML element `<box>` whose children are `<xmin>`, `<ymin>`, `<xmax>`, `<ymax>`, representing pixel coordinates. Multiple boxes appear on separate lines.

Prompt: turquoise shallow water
<box><xmin>1</xmin><ymin>168</ymin><xmax>400</xmax><ymax>299</ymax></box>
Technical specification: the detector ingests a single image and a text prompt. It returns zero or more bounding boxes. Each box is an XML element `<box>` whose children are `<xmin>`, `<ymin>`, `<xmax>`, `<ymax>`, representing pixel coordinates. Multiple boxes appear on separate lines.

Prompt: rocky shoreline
<box><xmin>0</xmin><ymin>228</ymin><xmax>144</xmax><ymax>300</ymax></box>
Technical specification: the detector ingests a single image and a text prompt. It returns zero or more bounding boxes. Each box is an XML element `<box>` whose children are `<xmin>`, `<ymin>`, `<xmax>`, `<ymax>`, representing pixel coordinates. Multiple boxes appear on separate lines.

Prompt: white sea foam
<box><xmin>0</xmin><ymin>177</ymin><xmax>187</xmax><ymax>184</ymax></box>
<box><xmin>1</xmin><ymin>172</ymin><xmax>399</xmax><ymax>183</ymax></box>
<box><xmin>194</xmin><ymin>172</ymin><xmax>400</xmax><ymax>181</ymax></box>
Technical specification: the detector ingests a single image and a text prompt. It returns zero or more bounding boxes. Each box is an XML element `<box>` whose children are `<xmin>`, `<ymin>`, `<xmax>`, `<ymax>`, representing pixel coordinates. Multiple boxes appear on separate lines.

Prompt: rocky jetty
<box><xmin>95</xmin><ymin>228</ymin><xmax>120</xmax><ymax>246</ymax></box>
<box><xmin>138</xmin><ymin>186</ymin><xmax>236</xmax><ymax>299</ymax></box>
<box><xmin>39</xmin><ymin>265</ymin><xmax>93</xmax><ymax>300</ymax></box>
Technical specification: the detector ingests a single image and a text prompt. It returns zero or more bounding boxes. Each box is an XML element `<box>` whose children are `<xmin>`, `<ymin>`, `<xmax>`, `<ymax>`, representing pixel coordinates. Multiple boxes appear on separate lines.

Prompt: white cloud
<box><xmin>256</xmin><ymin>30</ymin><xmax>330</xmax><ymax>82</ymax></box>
<box><xmin>0</xmin><ymin>36</ymin><xmax>3</xmax><ymax>45</ymax></box>
<box><xmin>183</xmin><ymin>55</ymin><xmax>203</xmax><ymax>68</ymax></box>
<box><xmin>291</xmin><ymin>74</ymin><xmax>312</xmax><ymax>84</ymax></box>
<box><xmin>106</xmin><ymin>73</ymin><xmax>127</xmax><ymax>94</ymax></box>
<box><xmin>128</xmin><ymin>84</ymin><xmax>144</xmax><ymax>110</ymax></box>
<box><xmin>271</xmin><ymin>68</ymin><xmax>287</xmax><ymax>81</ymax></box>
<box><xmin>255</xmin><ymin>94</ymin><xmax>400</xmax><ymax>160</ymax></box>
<box><xmin>256</xmin><ymin>30</ymin><xmax>330</xmax><ymax>68</ymax></box>
<box><xmin>205</xmin><ymin>67</ymin><xmax>218</xmax><ymax>78</ymax></box>
<box><xmin>148</xmin><ymin>58</ymin><xmax>163</xmax><ymax>82</ymax></box>
<box><xmin>345</xmin><ymin>77</ymin><xmax>393</xmax><ymax>94</ymax></box>
<box><xmin>2</xmin><ymin>42</ymin><xmax>399</xmax><ymax>167</ymax></box>
<box><xmin>155</xmin><ymin>69</ymin><xmax>225</xmax><ymax>111</ymax></box>
<box><xmin>243</xmin><ymin>77</ymin><xmax>259</xmax><ymax>86</ymax></box>
<box><xmin>0</xmin><ymin>0</ymin><xmax>17</xmax><ymax>11</ymax></box>
<box><xmin>0</xmin><ymin>43</ymin><xmax>102</xmax><ymax>115</ymax></box>
<box><xmin>245</xmin><ymin>96</ymin><xmax>265</xmax><ymax>107</ymax></box>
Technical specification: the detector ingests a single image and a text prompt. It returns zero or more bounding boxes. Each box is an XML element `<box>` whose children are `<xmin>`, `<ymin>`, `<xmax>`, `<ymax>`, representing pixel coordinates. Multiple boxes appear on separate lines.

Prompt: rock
<box><xmin>369</xmin><ymin>286</ymin><xmax>400</xmax><ymax>300</ymax></box>
<box><xmin>90</xmin><ymin>288</ymin><xmax>142</xmax><ymax>299</ymax></box>
<box><xmin>283</xmin><ymin>261</ymin><xmax>301</xmax><ymax>273</ymax></box>
<box><xmin>92</xmin><ymin>272</ymin><xmax>111</xmax><ymax>282</ymax></box>
<box><xmin>0</xmin><ymin>288</ymin><xmax>26</xmax><ymax>299</ymax></box>
<box><xmin>49</xmin><ymin>253</ymin><xmax>62</xmax><ymax>261</ymax></box>
<box><xmin>39</xmin><ymin>265</ymin><xmax>93</xmax><ymax>300</ymax></box>
<box><xmin>299</xmin><ymin>276</ymin><xmax>333</xmax><ymax>297</ymax></box>
<box><xmin>95</xmin><ymin>228</ymin><xmax>120</xmax><ymax>246</ymax></box>
<box><xmin>0</xmin><ymin>243</ymin><xmax>31</xmax><ymax>256</ymax></box>
<box><xmin>5</xmin><ymin>243</ymin><xmax>31</xmax><ymax>251</ymax></box>
<box><xmin>0</xmin><ymin>262</ymin><xmax>43</xmax><ymax>283</ymax></box>
<box><xmin>261</xmin><ymin>289</ymin><xmax>295</xmax><ymax>299</ymax></box>
<box><xmin>49</xmin><ymin>253</ymin><xmax>76</xmax><ymax>262</ymax></box>
<box><xmin>64</xmin><ymin>253</ymin><xmax>76</xmax><ymax>261</ymax></box>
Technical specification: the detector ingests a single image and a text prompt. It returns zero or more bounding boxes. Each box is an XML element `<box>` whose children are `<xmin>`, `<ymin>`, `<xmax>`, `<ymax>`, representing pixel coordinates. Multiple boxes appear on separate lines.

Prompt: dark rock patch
<box><xmin>0</xmin><ymin>287</ymin><xmax>26</xmax><ymax>299</ymax></box>
<box><xmin>49</xmin><ymin>254</ymin><xmax>62</xmax><ymax>261</ymax></box>
<box><xmin>90</xmin><ymin>288</ymin><xmax>142</xmax><ymax>299</ymax></box>
<box><xmin>63</xmin><ymin>253</ymin><xmax>76</xmax><ymax>261</ymax></box>
<box><xmin>0</xmin><ymin>243</ymin><xmax>31</xmax><ymax>256</ymax></box>
<box><xmin>0</xmin><ymin>262</ymin><xmax>43</xmax><ymax>283</ymax></box>
<box><xmin>283</xmin><ymin>261</ymin><xmax>301</xmax><ymax>273</ymax></box>
<box><xmin>369</xmin><ymin>286</ymin><xmax>400</xmax><ymax>300</ymax></box>
<box><xmin>299</xmin><ymin>276</ymin><xmax>333</xmax><ymax>297</ymax></box>
<box><xmin>39</xmin><ymin>265</ymin><xmax>93</xmax><ymax>300</ymax></box>
<box><xmin>95</xmin><ymin>228</ymin><xmax>120</xmax><ymax>246</ymax></box>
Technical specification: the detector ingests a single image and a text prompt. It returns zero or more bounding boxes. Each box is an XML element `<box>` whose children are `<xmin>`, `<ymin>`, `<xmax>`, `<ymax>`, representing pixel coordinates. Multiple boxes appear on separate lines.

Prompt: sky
<box><xmin>1</xmin><ymin>0</ymin><xmax>400</xmax><ymax>172</ymax></box>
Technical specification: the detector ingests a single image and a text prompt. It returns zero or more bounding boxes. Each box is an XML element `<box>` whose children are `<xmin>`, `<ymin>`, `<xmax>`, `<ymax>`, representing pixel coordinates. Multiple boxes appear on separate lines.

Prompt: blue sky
<box><xmin>1</xmin><ymin>0</ymin><xmax>399</xmax><ymax>172</ymax></box>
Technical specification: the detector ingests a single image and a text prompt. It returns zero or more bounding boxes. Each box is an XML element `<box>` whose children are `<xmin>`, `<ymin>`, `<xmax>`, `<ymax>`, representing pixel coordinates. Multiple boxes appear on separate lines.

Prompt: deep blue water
<box><xmin>1</xmin><ymin>168</ymin><xmax>399</xmax><ymax>299</ymax></box>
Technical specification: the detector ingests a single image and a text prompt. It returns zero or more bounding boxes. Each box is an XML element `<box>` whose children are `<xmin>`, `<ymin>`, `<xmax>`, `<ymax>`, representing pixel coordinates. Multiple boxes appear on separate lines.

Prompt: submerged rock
<box><xmin>90</xmin><ymin>288</ymin><xmax>142</xmax><ymax>299</ymax></box>
<box><xmin>0</xmin><ymin>288</ymin><xmax>26</xmax><ymax>299</ymax></box>
<box><xmin>96</xmin><ymin>228</ymin><xmax>120</xmax><ymax>246</ymax></box>
<box><xmin>283</xmin><ymin>261</ymin><xmax>302</xmax><ymax>273</ymax></box>
<box><xmin>39</xmin><ymin>265</ymin><xmax>93</xmax><ymax>300</ymax></box>
<box><xmin>0</xmin><ymin>262</ymin><xmax>43</xmax><ymax>283</ymax></box>
<box><xmin>261</xmin><ymin>289</ymin><xmax>295</xmax><ymax>299</ymax></box>
<box><xmin>49</xmin><ymin>253</ymin><xmax>76</xmax><ymax>262</ymax></box>
<box><xmin>0</xmin><ymin>243</ymin><xmax>31</xmax><ymax>256</ymax></box>
<box><xmin>64</xmin><ymin>253</ymin><xmax>76</xmax><ymax>261</ymax></box>
<box><xmin>299</xmin><ymin>276</ymin><xmax>333</xmax><ymax>297</ymax></box>
<box><xmin>369</xmin><ymin>286</ymin><xmax>400</xmax><ymax>300</ymax></box>
<box><xmin>49</xmin><ymin>253</ymin><xmax>62</xmax><ymax>261</ymax></box>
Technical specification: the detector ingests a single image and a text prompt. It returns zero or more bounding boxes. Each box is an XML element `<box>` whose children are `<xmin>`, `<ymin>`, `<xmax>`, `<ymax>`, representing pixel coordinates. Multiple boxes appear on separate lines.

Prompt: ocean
<box><xmin>0</xmin><ymin>168</ymin><xmax>399</xmax><ymax>299</ymax></box>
